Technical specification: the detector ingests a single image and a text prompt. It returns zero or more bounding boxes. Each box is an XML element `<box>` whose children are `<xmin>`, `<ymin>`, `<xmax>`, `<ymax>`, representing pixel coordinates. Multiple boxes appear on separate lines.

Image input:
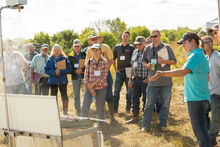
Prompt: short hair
<box><xmin>151</xmin><ymin>29</ymin><xmax>161</xmax><ymax>35</ymax></box>
<box><xmin>201</xmin><ymin>35</ymin><xmax>213</xmax><ymax>44</ymax></box>
<box><xmin>122</xmin><ymin>30</ymin><xmax>130</xmax><ymax>36</ymax></box>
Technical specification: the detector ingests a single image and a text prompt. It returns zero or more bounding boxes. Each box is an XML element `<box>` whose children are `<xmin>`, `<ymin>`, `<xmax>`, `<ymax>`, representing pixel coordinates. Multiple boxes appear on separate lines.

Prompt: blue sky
<box><xmin>0</xmin><ymin>0</ymin><xmax>218</xmax><ymax>40</ymax></box>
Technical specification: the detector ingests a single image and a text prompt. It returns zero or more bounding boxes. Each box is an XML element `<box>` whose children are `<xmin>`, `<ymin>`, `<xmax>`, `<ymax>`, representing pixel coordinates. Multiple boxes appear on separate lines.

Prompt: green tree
<box><xmin>106</xmin><ymin>17</ymin><xmax>127</xmax><ymax>43</ymax></box>
<box><xmin>79</xmin><ymin>27</ymin><xmax>94</xmax><ymax>49</ymax></box>
<box><xmin>30</xmin><ymin>31</ymin><xmax>51</xmax><ymax>48</ymax></box>
<box><xmin>128</xmin><ymin>26</ymin><xmax>150</xmax><ymax>45</ymax></box>
<box><xmin>99</xmin><ymin>32</ymin><xmax>118</xmax><ymax>50</ymax></box>
<box><xmin>51</xmin><ymin>30</ymin><xmax>79</xmax><ymax>54</ymax></box>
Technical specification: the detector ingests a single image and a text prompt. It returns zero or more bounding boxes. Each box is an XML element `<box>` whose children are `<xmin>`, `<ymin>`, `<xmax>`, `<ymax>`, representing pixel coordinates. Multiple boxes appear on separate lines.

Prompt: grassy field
<box><xmin>0</xmin><ymin>42</ymin><xmax>219</xmax><ymax>147</ymax></box>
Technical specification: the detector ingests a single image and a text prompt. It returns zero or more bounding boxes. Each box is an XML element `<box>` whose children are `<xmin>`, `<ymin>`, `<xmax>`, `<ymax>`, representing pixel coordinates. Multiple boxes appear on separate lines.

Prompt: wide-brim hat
<box><xmin>87</xmin><ymin>32</ymin><xmax>103</xmax><ymax>44</ymax></box>
<box><xmin>177</xmin><ymin>32</ymin><xmax>200</xmax><ymax>44</ymax></box>
<box><xmin>134</xmin><ymin>36</ymin><xmax>145</xmax><ymax>44</ymax></box>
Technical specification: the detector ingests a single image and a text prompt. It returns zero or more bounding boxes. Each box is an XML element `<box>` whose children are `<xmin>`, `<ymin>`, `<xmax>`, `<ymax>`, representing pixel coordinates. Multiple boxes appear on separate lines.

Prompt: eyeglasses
<box><xmin>92</xmin><ymin>38</ymin><xmax>98</xmax><ymax>41</ymax></box>
<box><xmin>150</xmin><ymin>35</ymin><xmax>158</xmax><ymax>38</ymax></box>
<box><xmin>212</xmin><ymin>32</ymin><xmax>218</xmax><ymax>36</ymax></box>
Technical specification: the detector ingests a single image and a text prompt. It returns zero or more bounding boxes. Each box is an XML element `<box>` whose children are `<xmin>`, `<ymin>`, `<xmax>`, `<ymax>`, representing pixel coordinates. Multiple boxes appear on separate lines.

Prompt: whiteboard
<box><xmin>0</xmin><ymin>94</ymin><xmax>61</xmax><ymax>136</ymax></box>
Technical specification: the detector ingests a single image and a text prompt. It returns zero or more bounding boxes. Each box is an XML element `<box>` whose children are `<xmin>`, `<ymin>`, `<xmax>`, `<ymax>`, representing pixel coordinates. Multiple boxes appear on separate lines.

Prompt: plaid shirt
<box><xmin>130</xmin><ymin>49</ymin><xmax>148</xmax><ymax>79</ymax></box>
<box><xmin>84</xmin><ymin>57</ymin><xmax>108</xmax><ymax>90</ymax></box>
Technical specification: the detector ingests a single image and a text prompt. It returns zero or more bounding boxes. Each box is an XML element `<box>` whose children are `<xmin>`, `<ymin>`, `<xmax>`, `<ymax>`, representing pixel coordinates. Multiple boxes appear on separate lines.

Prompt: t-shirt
<box><xmin>85</xmin><ymin>43</ymin><xmax>113</xmax><ymax>63</ymax></box>
<box><xmin>183</xmin><ymin>48</ymin><xmax>210</xmax><ymax>102</ymax></box>
<box><xmin>207</xmin><ymin>50</ymin><xmax>220</xmax><ymax>95</ymax></box>
<box><xmin>0</xmin><ymin>51</ymin><xmax>27</xmax><ymax>86</ymax></box>
<box><xmin>113</xmin><ymin>43</ymin><xmax>135</xmax><ymax>72</ymax></box>
<box><xmin>142</xmin><ymin>41</ymin><xmax>177</xmax><ymax>86</ymax></box>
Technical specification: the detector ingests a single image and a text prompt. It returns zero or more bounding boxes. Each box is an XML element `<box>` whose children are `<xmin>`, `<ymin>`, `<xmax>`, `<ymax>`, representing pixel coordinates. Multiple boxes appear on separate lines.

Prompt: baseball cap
<box><xmin>134</xmin><ymin>36</ymin><xmax>145</xmax><ymax>44</ymax></box>
<box><xmin>73</xmin><ymin>39</ymin><xmax>81</xmax><ymax>47</ymax></box>
<box><xmin>209</xmin><ymin>24</ymin><xmax>219</xmax><ymax>33</ymax></box>
<box><xmin>91</xmin><ymin>44</ymin><xmax>102</xmax><ymax>50</ymax></box>
<box><xmin>177</xmin><ymin>32</ymin><xmax>200</xmax><ymax>44</ymax></box>
<box><xmin>42</xmin><ymin>44</ymin><xmax>49</xmax><ymax>49</ymax></box>
<box><xmin>28</xmin><ymin>43</ymin><xmax>34</xmax><ymax>47</ymax></box>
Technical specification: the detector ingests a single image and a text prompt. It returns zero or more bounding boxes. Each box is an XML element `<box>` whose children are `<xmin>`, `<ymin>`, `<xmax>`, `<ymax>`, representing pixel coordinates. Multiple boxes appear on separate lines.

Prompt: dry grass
<box><xmin>1</xmin><ymin>43</ymin><xmax>219</xmax><ymax>147</ymax></box>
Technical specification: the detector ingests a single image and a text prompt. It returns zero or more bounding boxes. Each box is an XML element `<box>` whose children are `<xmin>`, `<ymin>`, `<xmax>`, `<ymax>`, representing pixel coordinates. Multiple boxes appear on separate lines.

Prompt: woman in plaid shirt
<box><xmin>81</xmin><ymin>44</ymin><xmax>109</xmax><ymax>126</ymax></box>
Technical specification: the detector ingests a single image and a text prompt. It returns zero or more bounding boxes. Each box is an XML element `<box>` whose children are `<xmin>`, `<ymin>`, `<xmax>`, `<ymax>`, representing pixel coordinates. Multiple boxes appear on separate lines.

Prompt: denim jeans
<box><xmin>81</xmin><ymin>87</ymin><xmax>106</xmax><ymax>125</ymax></box>
<box><xmin>208</xmin><ymin>94</ymin><xmax>220</xmax><ymax>145</ymax></box>
<box><xmin>6</xmin><ymin>82</ymin><xmax>28</xmax><ymax>94</ymax></box>
<box><xmin>35</xmin><ymin>77</ymin><xmax>49</xmax><ymax>95</ymax></box>
<box><xmin>142</xmin><ymin>85</ymin><xmax>172</xmax><ymax>129</ymax></box>
<box><xmin>188</xmin><ymin>100</ymin><xmax>211</xmax><ymax>147</ymax></box>
<box><xmin>154</xmin><ymin>92</ymin><xmax>162</xmax><ymax>113</ymax></box>
<box><xmin>26</xmin><ymin>69</ymin><xmax>33</xmax><ymax>94</ymax></box>
<box><xmin>131</xmin><ymin>79</ymin><xmax>148</xmax><ymax>112</ymax></box>
<box><xmin>105</xmin><ymin>70</ymin><xmax>114</xmax><ymax>102</ymax></box>
<box><xmin>72</xmin><ymin>79</ymin><xmax>82</xmax><ymax>112</ymax></box>
<box><xmin>114</xmin><ymin>72</ymin><xmax>132</xmax><ymax>111</ymax></box>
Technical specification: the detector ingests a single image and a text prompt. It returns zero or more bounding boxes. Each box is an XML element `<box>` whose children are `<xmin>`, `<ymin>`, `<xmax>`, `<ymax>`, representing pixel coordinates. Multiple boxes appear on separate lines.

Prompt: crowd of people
<box><xmin>0</xmin><ymin>25</ymin><xmax>220</xmax><ymax>147</ymax></box>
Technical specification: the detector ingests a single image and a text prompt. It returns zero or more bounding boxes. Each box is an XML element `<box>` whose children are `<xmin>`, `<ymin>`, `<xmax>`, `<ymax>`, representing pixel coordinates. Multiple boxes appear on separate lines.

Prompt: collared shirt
<box><xmin>113</xmin><ymin>43</ymin><xmax>135</xmax><ymax>72</ymax></box>
<box><xmin>84</xmin><ymin>57</ymin><xmax>108</xmax><ymax>90</ymax></box>
<box><xmin>30</xmin><ymin>53</ymin><xmax>49</xmax><ymax>77</ymax></box>
<box><xmin>74</xmin><ymin>51</ymin><xmax>82</xmax><ymax>79</ymax></box>
<box><xmin>24</xmin><ymin>51</ymin><xmax>38</xmax><ymax>67</ymax></box>
<box><xmin>0</xmin><ymin>51</ymin><xmax>26</xmax><ymax>86</ymax></box>
<box><xmin>183</xmin><ymin>48</ymin><xmax>210</xmax><ymax>102</ymax></box>
<box><xmin>130</xmin><ymin>49</ymin><xmax>148</xmax><ymax>79</ymax></box>
<box><xmin>85</xmin><ymin>43</ymin><xmax>113</xmax><ymax>63</ymax></box>
<box><xmin>206</xmin><ymin>50</ymin><xmax>220</xmax><ymax>95</ymax></box>
<box><xmin>142</xmin><ymin>41</ymin><xmax>177</xmax><ymax>86</ymax></box>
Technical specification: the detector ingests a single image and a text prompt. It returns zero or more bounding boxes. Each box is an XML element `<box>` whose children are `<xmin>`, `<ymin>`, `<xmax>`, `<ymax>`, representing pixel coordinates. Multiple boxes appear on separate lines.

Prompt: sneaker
<box><xmin>139</xmin><ymin>128</ymin><xmax>151</xmax><ymax>133</ymax></box>
<box><xmin>160</xmin><ymin>127</ymin><xmax>168</xmax><ymax>132</ymax></box>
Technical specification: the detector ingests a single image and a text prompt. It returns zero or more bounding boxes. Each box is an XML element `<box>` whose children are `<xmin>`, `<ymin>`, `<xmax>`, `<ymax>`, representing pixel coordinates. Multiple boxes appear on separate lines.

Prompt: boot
<box><xmin>107</xmin><ymin>102</ymin><xmax>115</xmax><ymax>120</ymax></box>
<box><xmin>63</xmin><ymin>100</ymin><xmax>68</xmax><ymax>115</ymax></box>
<box><xmin>125</xmin><ymin>111</ymin><xmax>139</xmax><ymax>124</ymax></box>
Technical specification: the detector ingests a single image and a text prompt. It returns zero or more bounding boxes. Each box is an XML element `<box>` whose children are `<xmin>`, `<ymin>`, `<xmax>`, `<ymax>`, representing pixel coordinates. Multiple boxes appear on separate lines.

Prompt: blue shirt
<box><xmin>183</xmin><ymin>48</ymin><xmax>210</xmax><ymax>102</ymax></box>
<box><xmin>74</xmin><ymin>51</ymin><xmax>82</xmax><ymax>79</ymax></box>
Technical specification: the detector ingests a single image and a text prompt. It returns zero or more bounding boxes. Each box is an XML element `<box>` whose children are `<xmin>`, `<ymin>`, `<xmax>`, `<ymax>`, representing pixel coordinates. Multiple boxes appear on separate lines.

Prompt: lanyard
<box><xmin>93</xmin><ymin>57</ymin><xmax>101</xmax><ymax>69</ymax></box>
<box><xmin>152</xmin><ymin>46</ymin><xmax>156</xmax><ymax>58</ymax></box>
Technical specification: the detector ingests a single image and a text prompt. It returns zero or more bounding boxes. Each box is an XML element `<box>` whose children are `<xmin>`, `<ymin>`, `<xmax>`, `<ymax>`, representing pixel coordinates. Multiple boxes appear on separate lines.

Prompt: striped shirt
<box><xmin>84</xmin><ymin>57</ymin><xmax>108</xmax><ymax>90</ymax></box>
<box><xmin>130</xmin><ymin>49</ymin><xmax>148</xmax><ymax>79</ymax></box>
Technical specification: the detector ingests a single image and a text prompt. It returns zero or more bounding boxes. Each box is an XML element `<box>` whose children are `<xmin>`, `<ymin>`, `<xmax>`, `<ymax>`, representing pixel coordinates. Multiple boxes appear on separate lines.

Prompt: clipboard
<box><xmin>125</xmin><ymin>67</ymin><xmax>131</xmax><ymax>78</ymax></box>
<box><xmin>28</xmin><ymin>72</ymin><xmax>41</xmax><ymax>84</ymax></box>
<box><xmin>158</xmin><ymin>46</ymin><xmax>169</xmax><ymax>67</ymax></box>
<box><xmin>79</xmin><ymin>59</ymin><xmax>85</xmax><ymax>68</ymax></box>
<box><xmin>56</xmin><ymin>60</ymin><xmax>66</xmax><ymax>70</ymax></box>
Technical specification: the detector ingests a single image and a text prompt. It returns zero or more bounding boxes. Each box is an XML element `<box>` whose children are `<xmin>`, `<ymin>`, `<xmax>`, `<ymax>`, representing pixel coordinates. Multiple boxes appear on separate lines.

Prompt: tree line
<box><xmin>15</xmin><ymin>17</ymin><xmax>204</xmax><ymax>54</ymax></box>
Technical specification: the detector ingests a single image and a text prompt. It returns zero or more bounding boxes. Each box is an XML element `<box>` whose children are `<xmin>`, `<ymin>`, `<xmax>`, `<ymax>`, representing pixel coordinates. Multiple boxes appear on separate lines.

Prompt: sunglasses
<box><xmin>146</xmin><ymin>40</ymin><xmax>152</xmax><ymax>43</ymax></box>
<box><xmin>54</xmin><ymin>44</ymin><xmax>60</xmax><ymax>48</ymax></box>
<box><xmin>204</xmin><ymin>41</ymin><xmax>210</xmax><ymax>44</ymax></box>
<box><xmin>150</xmin><ymin>35</ymin><xmax>158</xmax><ymax>38</ymax></box>
<box><xmin>212</xmin><ymin>32</ymin><xmax>218</xmax><ymax>36</ymax></box>
<box><xmin>92</xmin><ymin>38</ymin><xmax>98</xmax><ymax>41</ymax></box>
<box><xmin>136</xmin><ymin>43</ymin><xmax>142</xmax><ymax>46</ymax></box>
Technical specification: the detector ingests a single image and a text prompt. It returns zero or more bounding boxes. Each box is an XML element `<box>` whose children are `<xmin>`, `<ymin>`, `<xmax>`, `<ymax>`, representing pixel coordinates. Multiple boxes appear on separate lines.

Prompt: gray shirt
<box><xmin>142</xmin><ymin>41</ymin><xmax>176</xmax><ymax>86</ymax></box>
<box><xmin>207</xmin><ymin>50</ymin><xmax>220</xmax><ymax>95</ymax></box>
<box><xmin>113</xmin><ymin>43</ymin><xmax>135</xmax><ymax>72</ymax></box>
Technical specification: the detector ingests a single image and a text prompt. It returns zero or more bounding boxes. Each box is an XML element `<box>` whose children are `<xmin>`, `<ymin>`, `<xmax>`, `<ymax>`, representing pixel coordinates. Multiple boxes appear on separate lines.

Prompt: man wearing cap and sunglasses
<box><xmin>113</xmin><ymin>31</ymin><xmax>135</xmax><ymax>114</ymax></box>
<box><xmin>85</xmin><ymin>32</ymin><xmax>115</xmax><ymax>120</ymax></box>
<box><xmin>209</xmin><ymin>24</ymin><xmax>219</xmax><ymax>42</ymax></box>
<box><xmin>30</xmin><ymin>44</ymin><xmax>50</xmax><ymax>95</ymax></box>
<box><xmin>24</xmin><ymin>43</ymin><xmax>38</xmax><ymax>94</ymax></box>
<box><xmin>141</xmin><ymin>29</ymin><xmax>176</xmax><ymax>132</ymax></box>
<box><xmin>68</xmin><ymin>39</ymin><xmax>86</xmax><ymax>116</ymax></box>
<box><xmin>126</xmin><ymin>36</ymin><xmax>148</xmax><ymax>124</ymax></box>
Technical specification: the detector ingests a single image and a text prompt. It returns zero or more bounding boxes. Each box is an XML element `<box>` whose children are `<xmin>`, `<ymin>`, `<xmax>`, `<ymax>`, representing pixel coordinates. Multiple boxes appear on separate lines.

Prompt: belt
<box><xmin>133</xmin><ymin>77</ymin><xmax>145</xmax><ymax>80</ymax></box>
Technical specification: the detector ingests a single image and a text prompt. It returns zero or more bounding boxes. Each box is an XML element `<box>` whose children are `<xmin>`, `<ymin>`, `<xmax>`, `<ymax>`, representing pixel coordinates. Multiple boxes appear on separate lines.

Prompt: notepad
<box><xmin>28</xmin><ymin>72</ymin><xmax>41</xmax><ymax>84</ymax></box>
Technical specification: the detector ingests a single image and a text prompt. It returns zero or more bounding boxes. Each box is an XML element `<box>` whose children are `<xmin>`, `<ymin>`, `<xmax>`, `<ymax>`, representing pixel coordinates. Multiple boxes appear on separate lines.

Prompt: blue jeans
<box><xmin>6</xmin><ymin>82</ymin><xmax>28</xmax><ymax>94</ymax></box>
<box><xmin>81</xmin><ymin>87</ymin><xmax>106</xmax><ymax>125</ymax></box>
<box><xmin>188</xmin><ymin>101</ymin><xmax>211</xmax><ymax>147</ymax></box>
<box><xmin>105</xmin><ymin>70</ymin><xmax>114</xmax><ymax>102</ymax></box>
<box><xmin>114</xmin><ymin>72</ymin><xmax>132</xmax><ymax>111</ymax></box>
<box><xmin>142</xmin><ymin>85</ymin><xmax>172</xmax><ymax>129</ymax></box>
<box><xmin>131</xmin><ymin>79</ymin><xmax>148</xmax><ymax>112</ymax></box>
<box><xmin>35</xmin><ymin>77</ymin><xmax>49</xmax><ymax>95</ymax></box>
<box><xmin>72</xmin><ymin>79</ymin><xmax>82</xmax><ymax>112</ymax></box>
<box><xmin>154</xmin><ymin>92</ymin><xmax>162</xmax><ymax>113</ymax></box>
<box><xmin>208</xmin><ymin>94</ymin><xmax>220</xmax><ymax>145</ymax></box>
<box><xmin>26</xmin><ymin>69</ymin><xmax>33</xmax><ymax>94</ymax></box>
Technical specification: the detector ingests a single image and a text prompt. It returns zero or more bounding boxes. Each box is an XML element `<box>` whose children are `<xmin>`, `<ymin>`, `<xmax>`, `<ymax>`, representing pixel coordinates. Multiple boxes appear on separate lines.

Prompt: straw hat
<box><xmin>87</xmin><ymin>32</ymin><xmax>103</xmax><ymax>44</ymax></box>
